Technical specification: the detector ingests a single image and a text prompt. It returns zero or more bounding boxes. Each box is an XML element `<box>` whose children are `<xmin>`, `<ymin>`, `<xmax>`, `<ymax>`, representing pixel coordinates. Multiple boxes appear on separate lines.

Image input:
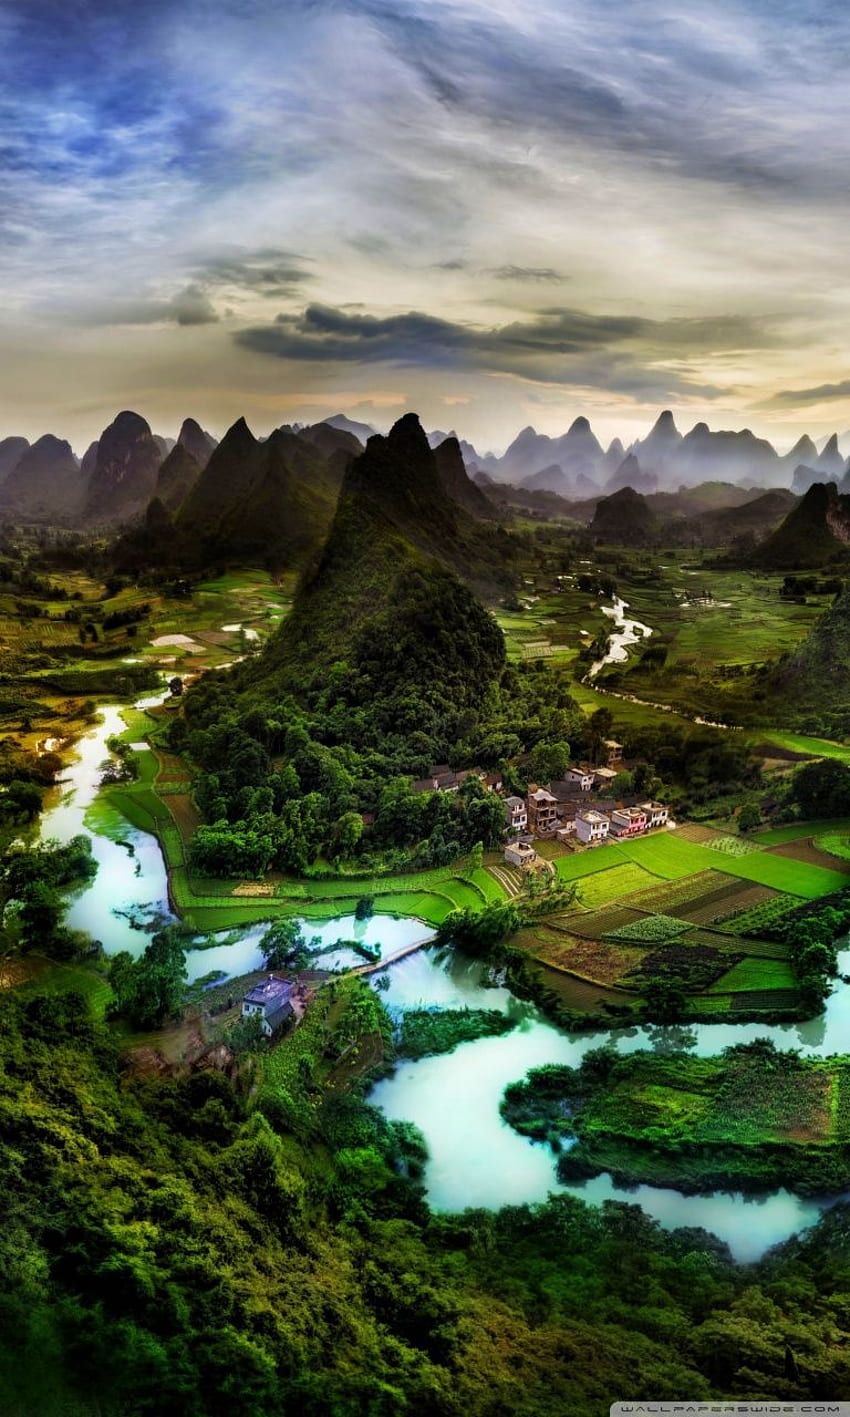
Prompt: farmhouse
<box><xmin>592</xmin><ymin>766</ymin><xmax>618</xmax><ymax>788</ymax></box>
<box><xmin>564</xmin><ymin>765</ymin><xmax>594</xmax><ymax>792</ymax></box>
<box><xmin>526</xmin><ymin>785</ymin><xmax>559</xmax><ymax>835</ymax></box>
<box><xmin>504</xmin><ymin>795</ymin><xmax>528</xmax><ymax>833</ymax></box>
<box><xmin>575</xmin><ymin>809</ymin><xmax>610</xmax><ymax>844</ymax></box>
<box><xmin>504</xmin><ymin>841</ymin><xmax>537</xmax><ymax>869</ymax></box>
<box><xmin>242</xmin><ymin>976</ymin><xmax>296</xmax><ymax>1037</ymax></box>
<box><xmin>603</xmin><ymin>739</ymin><xmax>624</xmax><ymax>766</ymax></box>
<box><xmin>640</xmin><ymin>801</ymin><xmax>669</xmax><ymax>827</ymax></box>
<box><xmin>608</xmin><ymin>806</ymin><xmax>648</xmax><ymax>838</ymax></box>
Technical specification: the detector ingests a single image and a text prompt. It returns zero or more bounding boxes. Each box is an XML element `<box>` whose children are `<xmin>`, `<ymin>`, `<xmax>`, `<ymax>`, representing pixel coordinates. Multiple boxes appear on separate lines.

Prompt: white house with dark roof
<box><xmin>242</xmin><ymin>977</ymin><xmax>296</xmax><ymax>1037</ymax></box>
<box><xmin>564</xmin><ymin>765</ymin><xmax>594</xmax><ymax>792</ymax></box>
<box><xmin>504</xmin><ymin>795</ymin><xmax>528</xmax><ymax>834</ymax></box>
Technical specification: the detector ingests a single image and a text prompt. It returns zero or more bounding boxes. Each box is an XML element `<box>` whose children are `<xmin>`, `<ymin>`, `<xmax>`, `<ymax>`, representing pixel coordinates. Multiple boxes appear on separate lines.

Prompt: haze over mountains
<box><xmin>3</xmin><ymin>405</ymin><xmax>850</xmax><ymax>574</ymax></box>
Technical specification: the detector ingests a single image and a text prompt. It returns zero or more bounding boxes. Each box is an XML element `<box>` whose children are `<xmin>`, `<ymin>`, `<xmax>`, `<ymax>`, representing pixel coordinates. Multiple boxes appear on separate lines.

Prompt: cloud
<box><xmin>191</xmin><ymin>249</ymin><xmax>315</xmax><ymax>298</ymax></box>
<box><xmin>488</xmin><ymin>265</ymin><xmax>563</xmax><ymax>282</ymax></box>
<box><xmin>170</xmin><ymin>283</ymin><xmax>219</xmax><ymax>325</ymax></box>
<box><xmin>234</xmin><ymin>300</ymin><xmax>769</xmax><ymax>399</ymax></box>
<box><xmin>762</xmin><ymin>379</ymin><xmax>850</xmax><ymax>409</ymax></box>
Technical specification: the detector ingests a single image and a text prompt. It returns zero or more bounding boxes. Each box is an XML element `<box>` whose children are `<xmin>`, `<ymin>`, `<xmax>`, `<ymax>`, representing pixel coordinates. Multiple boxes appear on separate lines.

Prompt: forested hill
<box><xmin>235</xmin><ymin>412</ymin><xmax>513</xmax><ymax>705</ymax></box>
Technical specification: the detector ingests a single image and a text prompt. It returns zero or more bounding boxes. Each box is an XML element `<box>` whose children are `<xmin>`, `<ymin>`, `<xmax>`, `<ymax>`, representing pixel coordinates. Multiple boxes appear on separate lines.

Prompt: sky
<box><xmin>3</xmin><ymin>0</ymin><xmax>850</xmax><ymax>455</ymax></box>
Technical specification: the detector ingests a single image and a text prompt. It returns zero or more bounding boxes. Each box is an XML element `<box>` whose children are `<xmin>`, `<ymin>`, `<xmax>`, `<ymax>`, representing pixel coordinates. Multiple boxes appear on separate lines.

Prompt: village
<box><xmin>412</xmin><ymin>737</ymin><xmax>669</xmax><ymax>873</ymax></box>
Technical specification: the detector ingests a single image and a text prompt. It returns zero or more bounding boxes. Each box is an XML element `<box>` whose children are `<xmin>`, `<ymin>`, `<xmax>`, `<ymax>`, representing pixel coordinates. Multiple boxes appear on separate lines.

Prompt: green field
<box><xmin>617</xmin><ymin>831</ymin><xmax>846</xmax><ymax>897</ymax></box>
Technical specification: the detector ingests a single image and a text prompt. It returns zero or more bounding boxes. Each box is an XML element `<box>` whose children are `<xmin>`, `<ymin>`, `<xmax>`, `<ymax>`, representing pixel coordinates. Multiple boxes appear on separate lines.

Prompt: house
<box><xmin>242</xmin><ymin>976</ymin><xmax>296</xmax><ymax>1037</ymax></box>
<box><xmin>603</xmin><ymin>739</ymin><xmax>624</xmax><ymax>766</ymax></box>
<box><xmin>504</xmin><ymin>795</ymin><xmax>528</xmax><ymax>833</ymax></box>
<box><xmin>593</xmin><ymin>766</ymin><xmax>618</xmax><ymax>788</ymax></box>
<box><xmin>411</xmin><ymin>764</ymin><xmax>487</xmax><ymax>794</ymax></box>
<box><xmin>504</xmin><ymin>841</ymin><xmax>537</xmax><ymax>869</ymax></box>
<box><xmin>564</xmin><ymin>765</ymin><xmax>594</xmax><ymax>792</ymax></box>
<box><xmin>527</xmin><ymin>785</ymin><xmax>559</xmax><ymax>835</ymax></box>
<box><xmin>640</xmin><ymin>801</ymin><xmax>669</xmax><ymax>828</ymax></box>
<box><xmin>608</xmin><ymin>806</ymin><xmax>648</xmax><ymax>838</ymax></box>
<box><xmin>555</xmin><ymin>820</ymin><xmax>576</xmax><ymax>841</ymax></box>
<box><xmin>575</xmin><ymin>809</ymin><xmax>610</xmax><ymax>844</ymax></box>
<box><xmin>483</xmin><ymin>771</ymin><xmax>503</xmax><ymax>792</ymax></box>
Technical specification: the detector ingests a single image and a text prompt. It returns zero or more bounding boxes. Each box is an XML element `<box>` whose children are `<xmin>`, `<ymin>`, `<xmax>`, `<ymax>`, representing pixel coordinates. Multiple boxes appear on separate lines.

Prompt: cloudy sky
<box><xmin>3</xmin><ymin>0</ymin><xmax>850</xmax><ymax>453</ymax></box>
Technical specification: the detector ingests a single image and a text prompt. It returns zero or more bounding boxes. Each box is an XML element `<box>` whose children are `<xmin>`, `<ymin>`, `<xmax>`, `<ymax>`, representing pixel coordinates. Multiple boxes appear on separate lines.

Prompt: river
<box><xmin>39</xmin><ymin>697</ymin><xmax>850</xmax><ymax>1263</ymax></box>
<box><xmin>589</xmin><ymin>595</ymin><xmax>653</xmax><ymax>678</ymax></box>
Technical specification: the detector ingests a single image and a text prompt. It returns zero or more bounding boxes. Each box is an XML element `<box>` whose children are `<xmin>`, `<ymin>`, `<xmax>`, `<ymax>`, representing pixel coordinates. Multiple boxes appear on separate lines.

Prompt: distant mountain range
<box><xmin>4</xmin><ymin>405</ymin><xmax>850</xmax><ymax>578</ymax></box>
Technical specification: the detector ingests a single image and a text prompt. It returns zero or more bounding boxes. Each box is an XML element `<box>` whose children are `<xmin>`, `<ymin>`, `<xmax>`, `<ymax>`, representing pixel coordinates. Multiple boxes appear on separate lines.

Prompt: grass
<box><xmin>617</xmin><ymin>831</ymin><xmax>846</xmax><ymax>897</ymax></box>
<box><xmin>754</xmin><ymin>818</ymin><xmax>850</xmax><ymax>845</ymax></box>
<box><xmin>571</xmin><ymin>861</ymin><xmax>657</xmax><ymax>909</ymax></box>
<box><xmin>706</xmin><ymin>956</ymin><xmax>798</xmax><ymax>994</ymax></box>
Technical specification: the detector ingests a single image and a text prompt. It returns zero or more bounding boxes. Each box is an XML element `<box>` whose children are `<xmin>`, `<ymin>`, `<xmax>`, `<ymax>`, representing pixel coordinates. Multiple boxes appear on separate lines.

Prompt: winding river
<box><xmin>40</xmin><ymin>698</ymin><xmax>850</xmax><ymax>1263</ymax></box>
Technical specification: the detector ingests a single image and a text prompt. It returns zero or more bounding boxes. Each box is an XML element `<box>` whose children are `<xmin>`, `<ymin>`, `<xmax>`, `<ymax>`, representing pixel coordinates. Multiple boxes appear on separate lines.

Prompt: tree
<box><xmin>793</xmin><ymin>758</ymin><xmax>850</xmax><ymax>819</ymax></box>
<box><xmin>109</xmin><ymin>927</ymin><xmax>188</xmax><ymax>1028</ymax></box>
<box><xmin>259</xmin><ymin>917</ymin><xmax>308</xmax><ymax>970</ymax></box>
<box><xmin>331</xmin><ymin>810</ymin><xmax>363</xmax><ymax>860</ymax></box>
<box><xmin>738</xmin><ymin>802</ymin><xmax>761</xmax><ymax>833</ymax></box>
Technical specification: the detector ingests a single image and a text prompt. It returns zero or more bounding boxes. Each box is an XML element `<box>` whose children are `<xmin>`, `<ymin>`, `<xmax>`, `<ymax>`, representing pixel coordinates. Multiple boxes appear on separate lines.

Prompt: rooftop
<box><xmin>243</xmin><ymin>976</ymin><xmax>295</xmax><ymax>1007</ymax></box>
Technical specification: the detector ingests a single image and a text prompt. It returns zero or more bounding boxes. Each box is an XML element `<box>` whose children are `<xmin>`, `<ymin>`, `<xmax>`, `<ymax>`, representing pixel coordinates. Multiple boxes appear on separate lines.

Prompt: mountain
<box><xmin>589</xmin><ymin>486</ymin><xmax>657</xmax><ymax>545</ymax></box>
<box><xmin>498</xmin><ymin>417</ymin><xmax>603</xmax><ymax>485</ymax></box>
<box><xmin>816</xmin><ymin>433</ymin><xmax>845</xmax><ymax>479</ymax></box>
<box><xmin>791</xmin><ymin>464</ymin><xmax>833</xmax><ymax>497</ymax></box>
<box><xmin>323</xmin><ymin>413</ymin><xmax>376</xmax><ymax>444</ymax></box>
<box><xmin>523</xmin><ymin>464</ymin><xmax>570</xmax><ymax>495</ymax></box>
<box><xmin>215</xmin><ymin>428</ymin><xmax>349</xmax><ymax>566</ymax></box>
<box><xmin>631</xmin><ymin>410</ymin><xmax>682</xmax><ymax>476</ymax></box>
<box><xmin>297</xmin><ymin>421</ymin><xmax>362</xmax><ymax>464</ymax></box>
<box><xmin>750</xmin><ymin>481</ymin><xmax>850</xmax><ymax>569</ymax></box>
<box><xmin>433</xmin><ymin>436</ymin><xmax>495</xmax><ymax>519</ymax></box>
<box><xmin>675</xmin><ymin>423</ymin><xmax>779</xmax><ymax>487</ymax></box>
<box><xmin>177</xmin><ymin>416</ymin><xmax>262</xmax><ymax>536</ymax></box>
<box><xmin>780</xmin><ymin>434</ymin><xmax>818</xmax><ymax>478</ymax></box>
<box><xmin>604</xmin><ymin>453</ymin><xmax>657</xmax><ymax>496</ymax></box>
<box><xmin>772</xmin><ymin>582</ymin><xmax>850</xmax><ymax>706</ymax></box>
<box><xmin>237</xmin><ymin>412</ymin><xmax>509</xmax><ymax>701</ymax></box>
<box><xmin>0</xmin><ymin>436</ymin><xmax>85</xmax><ymax>521</ymax></box>
<box><xmin>84</xmin><ymin>411</ymin><xmax>165</xmax><ymax>524</ymax></box>
<box><xmin>177</xmin><ymin>418</ymin><xmax>217</xmax><ymax>468</ymax></box>
<box><xmin>0</xmin><ymin>437</ymin><xmax>28</xmax><ymax>487</ymax></box>
<box><xmin>669</xmin><ymin>489</ymin><xmax>796</xmax><ymax>548</ymax></box>
<box><xmin>600</xmin><ymin>438</ymin><xmax>625</xmax><ymax>478</ymax></box>
<box><xmin>155</xmin><ymin>444</ymin><xmax>202</xmax><ymax>514</ymax></box>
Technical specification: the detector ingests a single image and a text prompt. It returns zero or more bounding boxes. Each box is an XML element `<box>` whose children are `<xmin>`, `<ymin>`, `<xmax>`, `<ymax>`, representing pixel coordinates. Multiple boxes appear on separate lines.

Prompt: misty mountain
<box><xmin>84</xmin><ymin>411</ymin><xmax>165</xmax><ymax>525</ymax></box>
<box><xmin>0</xmin><ymin>437</ymin><xmax>29</xmax><ymax>487</ymax></box>
<box><xmin>323</xmin><ymin>413</ymin><xmax>377</xmax><ymax>444</ymax></box>
<box><xmin>0</xmin><ymin>435</ymin><xmax>85</xmax><ymax>522</ymax></box>
<box><xmin>604</xmin><ymin>453</ymin><xmax>658</xmax><ymax>496</ymax></box>
<box><xmin>629</xmin><ymin>409</ymin><xmax>682</xmax><ymax>477</ymax></box>
<box><xmin>815</xmin><ymin>433</ymin><xmax>845</xmax><ymax>479</ymax></box>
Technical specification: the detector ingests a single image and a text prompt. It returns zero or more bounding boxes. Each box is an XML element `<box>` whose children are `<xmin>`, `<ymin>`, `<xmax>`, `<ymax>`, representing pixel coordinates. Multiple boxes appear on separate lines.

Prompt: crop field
<box><xmin>607</xmin><ymin>914</ymin><xmax>689</xmax><ymax>944</ymax></box>
<box><xmin>720</xmin><ymin>895</ymin><xmax>799</xmax><ymax>935</ymax></box>
<box><xmin>705</xmin><ymin>956</ymin><xmax>797</xmax><ymax>994</ymax></box>
<box><xmin>618</xmin><ymin>831</ymin><xmax>847</xmax><ymax>896</ymax></box>
<box><xmin>571</xmin><ymin>861</ymin><xmax>657</xmax><ymax>908</ymax></box>
<box><xmin>623</xmin><ymin>869</ymin><xmax>733</xmax><ymax>913</ymax></box>
<box><xmin>552</xmin><ymin>906</ymin><xmax>645</xmax><ymax>938</ymax></box>
<box><xmin>766</xmin><ymin>838</ymin><xmax>850</xmax><ymax>873</ymax></box>
<box><xmin>529</xmin><ymin>932</ymin><xmax>646</xmax><ymax>988</ymax></box>
<box><xmin>754</xmin><ymin>817</ymin><xmax>850</xmax><ymax>845</ymax></box>
<box><xmin>703</xmin><ymin>833</ymin><xmax>762</xmax><ymax>857</ymax></box>
<box><xmin>578</xmin><ymin>1052</ymin><xmax>843</xmax><ymax>1148</ymax></box>
<box><xmin>682</xmin><ymin>928</ymin><xmax>791</xmax><ymax>960</ymax></box>
<box><xmin>11</xmin><ymin>958</ymin><xmax>113</xmax><ymax>1018</ymax></box>
<box><xmin>815</xmin><ymin>833</ymin><xmax>850</xmax><ymax>863</ymax></box>
<box><xmin>672</xmin><ymin>882</ymin><xmax>780</xmax><ymax>926</ymax></box>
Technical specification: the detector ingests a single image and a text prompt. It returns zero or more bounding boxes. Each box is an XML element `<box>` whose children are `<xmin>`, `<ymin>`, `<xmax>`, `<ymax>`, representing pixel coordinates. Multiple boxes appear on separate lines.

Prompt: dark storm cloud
<box><xmin>235</xmin><ymin>301</ymin><xmax>771</xmax><ymax>397</ymax></box>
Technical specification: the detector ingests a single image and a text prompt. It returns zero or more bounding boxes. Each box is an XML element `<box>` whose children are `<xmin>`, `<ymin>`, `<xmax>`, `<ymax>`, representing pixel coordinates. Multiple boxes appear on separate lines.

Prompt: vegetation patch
<box><xmin>395</xmin><ymin>1007</ymin><xmax>517</xmax><ymax>1059</ymax></box>
<box><xmin>502</xmin><ymin>1043</ymin><xmax>850</xmax><ymax>1195</ymax></box>
<box><xmin>606</xmin><ymin>914</ymin><xmax>690</xmax><ymax>944</ymax></box>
